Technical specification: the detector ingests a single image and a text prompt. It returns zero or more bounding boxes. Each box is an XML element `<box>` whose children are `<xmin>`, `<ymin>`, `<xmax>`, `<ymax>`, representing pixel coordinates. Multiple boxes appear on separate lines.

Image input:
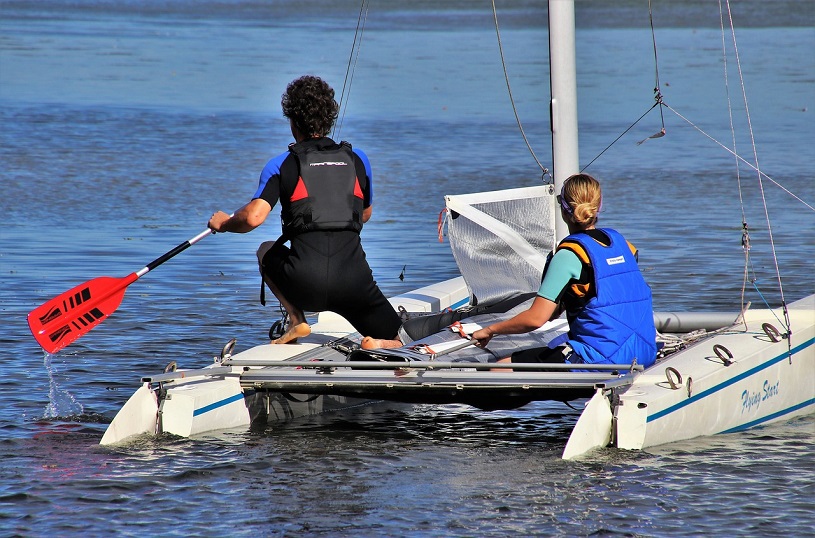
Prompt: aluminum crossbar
<box><xmin>237</xmin><ymin>365</ymin><xmax>637</xmax><ymax>406</ymax></box>
<box><xmin>141</xmin><ymin>365</ymin><xmax>234</xmax><ymax>383</ymax></box>
<box><xmin>223</xmin><ymin>359</ymin><xmax>643</xmax><ymax>372</ymax></box>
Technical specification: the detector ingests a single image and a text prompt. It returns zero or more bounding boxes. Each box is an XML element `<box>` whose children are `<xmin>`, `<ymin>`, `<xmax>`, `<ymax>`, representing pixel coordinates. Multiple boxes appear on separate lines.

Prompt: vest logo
<box><xmin>605</xmin><ymin>255</ymin><xmax>626</xmax><ymax>266</ymax></box>
<box><xmin>310</xmin><ymin>162</ymin><xmax>348</xmax><ymax>166</ymax></box>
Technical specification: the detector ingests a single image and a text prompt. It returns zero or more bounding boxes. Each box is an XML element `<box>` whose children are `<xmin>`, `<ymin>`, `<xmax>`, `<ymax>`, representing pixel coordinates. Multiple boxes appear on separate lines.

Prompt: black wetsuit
<box><xmin>254</xmin><ymin>137</ymin><xmax>401</xmax><ymax>339</ymax></box>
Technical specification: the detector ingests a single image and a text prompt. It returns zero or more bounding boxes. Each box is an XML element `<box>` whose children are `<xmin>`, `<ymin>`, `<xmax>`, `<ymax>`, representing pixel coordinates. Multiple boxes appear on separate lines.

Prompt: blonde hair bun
<box><xmin>562</xmin><ymin>174</ymin><xmax>602</xmax><ymax>228</ymax></box>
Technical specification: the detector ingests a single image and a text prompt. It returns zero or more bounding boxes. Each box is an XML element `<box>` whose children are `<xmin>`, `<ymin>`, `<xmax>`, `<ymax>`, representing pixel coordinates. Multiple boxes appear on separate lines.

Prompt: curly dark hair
<box><xmin>281</xmin><ymin>75</ymin><xmax>339</xmax><ymax>138</ymax></box>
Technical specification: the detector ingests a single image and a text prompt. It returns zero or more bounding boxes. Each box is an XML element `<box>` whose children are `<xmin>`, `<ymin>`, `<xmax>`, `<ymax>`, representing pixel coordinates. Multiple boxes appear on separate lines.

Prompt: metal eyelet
<box><xmin>665</xmin><ymin>367</ymin><xmax>682</xmax><ymax>390</ymax></box>
<box><xmin>713</xmin><ymin>344</ymin><xmax>733</xmax><ymax>366</ymax></box>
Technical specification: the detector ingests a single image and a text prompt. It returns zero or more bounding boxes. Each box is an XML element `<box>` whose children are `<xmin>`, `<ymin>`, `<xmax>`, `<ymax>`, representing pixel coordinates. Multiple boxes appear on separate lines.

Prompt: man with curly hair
<box><xmin>208</xmin><ymin>75</ymin><xmax>401</xmax><ymax>344</ymax></box>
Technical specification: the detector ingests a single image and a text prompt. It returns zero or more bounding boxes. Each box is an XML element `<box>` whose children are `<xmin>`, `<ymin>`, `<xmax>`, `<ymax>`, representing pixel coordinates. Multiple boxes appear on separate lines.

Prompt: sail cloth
<box><xmin>445</xmin><ymin>185</ymin><xmax>557</xmax><ymax>306</ymax></box>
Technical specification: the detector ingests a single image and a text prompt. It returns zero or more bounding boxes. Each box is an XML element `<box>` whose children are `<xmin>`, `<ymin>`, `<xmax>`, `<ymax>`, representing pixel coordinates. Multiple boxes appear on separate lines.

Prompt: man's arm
<box><xmin>208</xmin><ymin>198</ymin><xmax>272</xmax><ymax>233</ymax></box>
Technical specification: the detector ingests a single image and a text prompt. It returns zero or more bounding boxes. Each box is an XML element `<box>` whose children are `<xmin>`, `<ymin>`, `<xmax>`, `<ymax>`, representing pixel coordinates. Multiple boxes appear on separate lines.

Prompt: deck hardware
<box><xmin>164</xmin><ymin>361</ymin><xmax>177</xmax><ymax>373</ymax></box>
<box><xmin>268</xmin><ymin>311</ymin><xmax>288</xmax><ymax>341</ymax></box>
<box><xmin>397</xmin><ymin>305</ymin><xmax>410</xmax><ymax>322</ymax></box>
<box><xmin>762</xmin><ymin>323</ymin><xmax>782</xmax><ymax>343</ymax></box>
<box><xmin>219</xmin><ymin>338</ymin><xmax>237</xmax><ymax>362</ymax></box>
<box><xmin>316</xmin><ymin>366</ymin><xmax>335</xmax><ymax>375</ymax></box>
<box><xmin>665</xmin><ymin>367</ymin><xmax>683</xmax><ymax>390</ymax></box>
<box><xmin>686</xmin><ymin>377</ymin><xmax>693</xmax><ymax>397</ymax></box>
<box><xmin>712</xmin><ymin>344</ymin><xmax>734</xmax><ymax>366</ymax></box>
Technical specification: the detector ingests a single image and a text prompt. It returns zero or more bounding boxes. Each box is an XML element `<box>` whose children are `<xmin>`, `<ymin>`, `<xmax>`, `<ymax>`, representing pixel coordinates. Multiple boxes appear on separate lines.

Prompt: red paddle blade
<box><xmin>27</xmin><ymin>274</ymin><xmax>138</xmax><ymax>354</ymax></box>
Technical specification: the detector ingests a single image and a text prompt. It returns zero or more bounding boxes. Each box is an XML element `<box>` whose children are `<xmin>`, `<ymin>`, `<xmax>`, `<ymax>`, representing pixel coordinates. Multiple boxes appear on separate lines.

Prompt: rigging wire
<box><xmin>581</xmin><ymin>0</ymin><xmax>668</xmax><ymax>172</ymax></box>
<box><xmin>583</xmin><ymin>0</ymin><xmax>807</xmax><ymax>338</ymax></box>
<box><xmin>658</xmin><ymin>104</ymin><xmax>814</xmax><ymax>212</ymax></box>
<box><xmin>333</xmin><ymin>0</ymin><xmax>370</xmax><ymax>140</ymax></box>
<box><xmin>336</xmin><ymin>2</ymin><xmax>808</xmax><ymax>331</ymax></box>
<box><xmin>581</xmin><ymin>101</ymin><xmax>659</xmax><ymax>172</ymax></box>
<box><xmin>491</xmin><ymin>0</ymin><xmax>549</xmax><ymax>180</ymax></box>
<box><xmin>582</xmin><ymin>2</ymin><xmax>813</xmax><ymax>214</ymax></box>
<box><xmin>720</xmin><ymin>0</ymin><xmax>791</xmax><ymax>336</ymax></box>
<box><xmin>336</xmin><ymin>0</ymin><xmax>551</xmax><ymax>180</ymax></box>
<box><xmin>717</xmin><ymin>0</ymin><xmax>755</xmax><ymax>322</ymax></box>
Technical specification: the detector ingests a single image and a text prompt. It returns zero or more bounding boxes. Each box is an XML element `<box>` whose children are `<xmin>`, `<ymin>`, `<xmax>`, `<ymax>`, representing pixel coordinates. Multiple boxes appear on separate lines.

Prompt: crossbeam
<box><xmin>237</xmin><ymin>365</ymin><xmax>636</xmax><ymax>406</ymax></box>
<box><xmin>223</xmin><ymin>359</ymin><xmax>643</xmax><ymax>372</ymax></box>
<box><xmin>141</xmin><ymin>365</ymin><xmax>234</xmax><ymax>383</ymax></box>
<box><xmin>239</xmin><ymin>366</ymin><xmax>637</xmax><ymax>391</ymax></box>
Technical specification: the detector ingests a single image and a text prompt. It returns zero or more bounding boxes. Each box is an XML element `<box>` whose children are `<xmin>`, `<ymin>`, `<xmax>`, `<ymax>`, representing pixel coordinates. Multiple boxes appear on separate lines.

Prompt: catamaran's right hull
<box><xmin>614</xmin><ymin>294</ymin><xmax>814</xmax><ymax>451</ymax></box>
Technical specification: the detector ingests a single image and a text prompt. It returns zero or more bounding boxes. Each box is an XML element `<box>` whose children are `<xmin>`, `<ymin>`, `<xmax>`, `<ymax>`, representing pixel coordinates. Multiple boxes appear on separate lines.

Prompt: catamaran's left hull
<box><xmin>100</xmin><ymin>277</ymin><xmax>470</xmax><ymax>445</ymax></box>
<box><xmin>100</xmin><ymin>371</ymin><xmax>379</xmax><ymax>444</ymax></box>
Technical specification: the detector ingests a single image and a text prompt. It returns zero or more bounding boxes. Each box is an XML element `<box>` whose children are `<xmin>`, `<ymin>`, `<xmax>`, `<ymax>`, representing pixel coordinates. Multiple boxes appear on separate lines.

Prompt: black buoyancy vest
<box><xmin>282</xmin><ymin>140</ymin><xmax>364</xmax><ymax>236</ymax></box>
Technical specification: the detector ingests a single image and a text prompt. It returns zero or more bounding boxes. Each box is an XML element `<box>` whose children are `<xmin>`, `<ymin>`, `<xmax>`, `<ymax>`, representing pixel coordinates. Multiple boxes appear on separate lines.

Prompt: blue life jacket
<box><xmin>558</xmin><ymin>228</ymin><xmax>657</xmax><ymax>367</ymax></box>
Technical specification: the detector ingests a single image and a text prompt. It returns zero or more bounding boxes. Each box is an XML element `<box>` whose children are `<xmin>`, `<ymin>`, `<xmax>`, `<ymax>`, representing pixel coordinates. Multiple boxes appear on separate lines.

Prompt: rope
<box><xmin>437</xmin><ymin>208</ymin><xmax>449</xmax><ymax>243</ymax></box>
<box><xmin>646</xmin><ymin>0</ymin><xmax>667</xmax><ymax>133</ymax></box>
<box><xmin>333</xmin><ymin>0</ymin><xmax>370</xmax><ymax>140</ymax></box>
<box><xmin>490</xmin><ymin>0</ymin><xmax>549</xmax><ymax>180</ymax></box>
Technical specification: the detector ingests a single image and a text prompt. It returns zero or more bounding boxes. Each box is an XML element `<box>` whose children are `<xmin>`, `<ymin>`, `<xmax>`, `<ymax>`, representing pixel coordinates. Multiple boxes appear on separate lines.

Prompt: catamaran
<box><xmin>29</xmin><ymin>0</ymin><xmax>814</xmax><ymax>457</ymax></box>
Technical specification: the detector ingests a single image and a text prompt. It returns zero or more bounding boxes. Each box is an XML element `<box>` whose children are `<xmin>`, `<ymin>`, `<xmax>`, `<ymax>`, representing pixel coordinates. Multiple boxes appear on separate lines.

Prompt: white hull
<box><xmin>564</xmin><ymin>294</ymin><xmax>814</xmax><ymax>458</ymax></box>
<box><xmin>100</xmin><ymin>277</ymin><xmax>470</xmax><ymax>445</ymax></box>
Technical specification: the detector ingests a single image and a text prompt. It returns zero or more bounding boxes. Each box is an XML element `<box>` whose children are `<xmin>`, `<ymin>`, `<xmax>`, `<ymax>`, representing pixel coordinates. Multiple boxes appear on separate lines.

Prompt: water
<box><xmin>1</xmin><ymin>1</ymin><xmax>814</xmax><ymax>536</ymax></box>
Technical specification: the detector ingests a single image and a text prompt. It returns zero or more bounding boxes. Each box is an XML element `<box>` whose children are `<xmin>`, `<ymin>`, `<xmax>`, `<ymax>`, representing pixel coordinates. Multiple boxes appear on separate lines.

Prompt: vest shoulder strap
<box><xmin>557</xmin><ymin>241</ymin><xmax>591</xmax><ymax>265</ymax></box>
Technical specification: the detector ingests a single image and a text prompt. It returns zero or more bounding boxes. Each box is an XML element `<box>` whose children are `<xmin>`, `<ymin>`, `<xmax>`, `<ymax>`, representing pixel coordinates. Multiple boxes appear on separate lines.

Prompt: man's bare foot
<box><xmin>272</xmin><ymin>322</ymin><xmax>311</xmax><ymax>344</ymax></box>
<box><xmin>361</xmin><ymin>336</ymin><xmax>403</xmax><ymax>350</ymax></box>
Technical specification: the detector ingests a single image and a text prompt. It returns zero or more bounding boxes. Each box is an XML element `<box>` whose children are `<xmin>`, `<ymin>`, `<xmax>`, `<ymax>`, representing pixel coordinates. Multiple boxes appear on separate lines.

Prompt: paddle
<box><xmin>28</xmin><ymin>226</ymin><xmax>216</xmax><ymax>354</ymax></box>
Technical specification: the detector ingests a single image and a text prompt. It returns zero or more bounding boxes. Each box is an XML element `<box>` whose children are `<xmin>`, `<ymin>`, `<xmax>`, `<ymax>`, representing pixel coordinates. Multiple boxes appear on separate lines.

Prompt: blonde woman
<box><xmin>472</xmin><ymin>173</ymin><xmax>657</xmax><ymax>368</ymax></box>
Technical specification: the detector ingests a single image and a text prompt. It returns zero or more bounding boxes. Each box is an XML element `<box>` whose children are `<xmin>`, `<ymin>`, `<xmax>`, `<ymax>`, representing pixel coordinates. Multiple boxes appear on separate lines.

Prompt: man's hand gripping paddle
<box><xmin>27</xmin><ymin>226</ymin><xmax>216</xmax><ymax>354</ymax></box>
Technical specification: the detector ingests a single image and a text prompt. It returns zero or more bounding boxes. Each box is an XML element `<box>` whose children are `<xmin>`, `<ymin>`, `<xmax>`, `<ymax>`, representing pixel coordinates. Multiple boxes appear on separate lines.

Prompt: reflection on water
<box><xmin>7</xmin><ymin>400</ymin><xmax>812</xmax><ymax>536</ymax></box>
